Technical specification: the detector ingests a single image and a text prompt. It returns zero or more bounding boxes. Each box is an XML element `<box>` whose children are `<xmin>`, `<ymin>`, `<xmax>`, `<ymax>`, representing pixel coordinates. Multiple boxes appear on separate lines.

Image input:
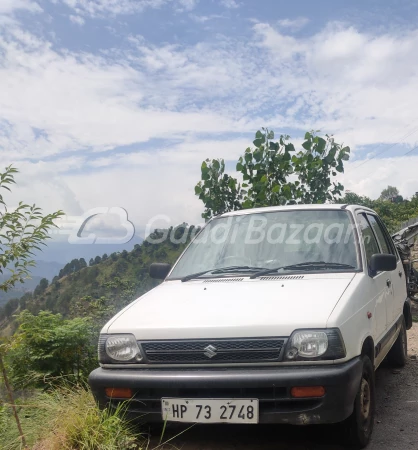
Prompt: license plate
<box><xmin>161</xmin><ymin>398</ymin><xmax>259</xmax><ymax>424</ymax></box>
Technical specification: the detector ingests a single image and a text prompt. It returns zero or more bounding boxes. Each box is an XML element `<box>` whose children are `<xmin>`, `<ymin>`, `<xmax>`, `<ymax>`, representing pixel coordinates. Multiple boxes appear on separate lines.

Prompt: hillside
<box><xmin>0</xmin><ymin>225</ymin><xmax>196</xmax><ymax>333</ymax></box>
<box><xmin>0</xmin><ymin>276</ymin><xmax>42</xmax><ymax>307</ymax></box>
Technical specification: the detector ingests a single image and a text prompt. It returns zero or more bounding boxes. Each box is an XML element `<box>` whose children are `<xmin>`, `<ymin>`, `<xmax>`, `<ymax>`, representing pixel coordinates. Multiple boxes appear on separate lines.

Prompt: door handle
<box><xmin>399</xmin><ymin>271</ymin><xmax>403</xmax><ymax>278</ymax></box>
<box><xmin>386</xmin><ymin>279</ymin><xmax>392</xmax><ymax>288</ymax></box>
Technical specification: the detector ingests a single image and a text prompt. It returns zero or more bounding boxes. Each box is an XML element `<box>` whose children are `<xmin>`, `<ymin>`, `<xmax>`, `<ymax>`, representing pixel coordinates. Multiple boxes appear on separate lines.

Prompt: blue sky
<box><xmin>1</xmin><ymin>0</ymin><xmax>418</xmax><ymax>239</ymax></box>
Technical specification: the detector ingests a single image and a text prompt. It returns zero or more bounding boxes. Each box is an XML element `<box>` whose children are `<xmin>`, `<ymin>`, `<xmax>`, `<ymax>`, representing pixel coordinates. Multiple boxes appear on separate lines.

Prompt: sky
<box><xmin>1</xmin><ymin>0</ymin><xmax>418</xmax><ymax>244</ymax></box>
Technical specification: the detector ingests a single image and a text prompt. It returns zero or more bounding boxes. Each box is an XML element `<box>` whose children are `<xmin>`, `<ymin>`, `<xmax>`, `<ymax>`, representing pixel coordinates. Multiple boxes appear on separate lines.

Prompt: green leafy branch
<box><xmin>0</xmin><ymin>166</ymin><xmax>64</xmax><ymax>292</ymax></box>
<box><xmin>195</xmin><ymin>129</ymin><xmax>350</xmax><ymax>219</ymax></box>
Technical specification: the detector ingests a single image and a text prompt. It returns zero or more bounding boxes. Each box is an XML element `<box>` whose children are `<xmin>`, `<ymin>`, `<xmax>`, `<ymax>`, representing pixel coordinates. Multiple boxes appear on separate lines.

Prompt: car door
<box><xmin>357</xmin><ymin>213</ymin><xmax>393</xmax><ymax>342</ymax></box>
<box><xmin>366</xmin><ymin>214</ymin><xmax>405</xmax><ymax>326</ymax></box>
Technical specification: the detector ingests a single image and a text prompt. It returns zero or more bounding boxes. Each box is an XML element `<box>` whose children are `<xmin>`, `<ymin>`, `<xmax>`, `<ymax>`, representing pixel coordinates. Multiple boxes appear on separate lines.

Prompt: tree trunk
<box><xmin>0</xmin><ymin>354</ymin><xmax>27</xmax><ymax>449</ymax></box>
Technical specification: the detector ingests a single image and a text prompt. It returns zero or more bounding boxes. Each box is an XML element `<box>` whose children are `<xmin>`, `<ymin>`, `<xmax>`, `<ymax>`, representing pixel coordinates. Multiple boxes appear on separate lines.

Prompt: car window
<box><xmin>357</xmin><ymin>214</ymin><xmax>380</xmax><ymax>268</ymax></box>
<box><xmin>169</xmin><ymin>210</ymin><xmax>359</xmax><ymax>278</ymax></box>
<box><xmin>366</xmin><ymin>214</ymin><xmax>391</xmax><ymax>255</ymax></box>
<box><xmin>373</xmin><ymin>215</ymin><xmax>400</xmax><ymax>260</ymax></box>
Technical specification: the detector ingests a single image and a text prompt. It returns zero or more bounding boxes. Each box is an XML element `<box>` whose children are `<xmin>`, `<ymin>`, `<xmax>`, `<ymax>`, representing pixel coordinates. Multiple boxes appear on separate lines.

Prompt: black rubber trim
<box><xmin>404</xmin><ymin>298</ymin><xmax>413</xmax><ymax>330</ymax></box>
<box><xmin>375</xmin><ymin>315</ymin><xmax>403</xmax><ymax>357</ymax></box>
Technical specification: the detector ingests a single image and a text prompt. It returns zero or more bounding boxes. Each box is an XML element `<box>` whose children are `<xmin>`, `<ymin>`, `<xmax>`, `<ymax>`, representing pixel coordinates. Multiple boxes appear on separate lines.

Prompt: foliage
<box><xmin>194</xmin><ymin>159</ymin><xmax>243</xmax><ymax>221</ymax></box>
<box><xmin>34</xmin><ymin>278</ymin><xmax>49</xmax><ymax>296</ymax></box>
<box><xmin>0</xmin><ymin>386</ymin><xmax>143</xmax><ymax>450</ymax></box>
<box><xmin>379</xmin><ymin>185</ymin><xmax>400</xmax><ymax>201</ymax></box>
<box><xmin>0</xmin><ymin>166</ymin><xmax>64</xmax><ymax>292</ymax></box>
<box><xmin>195</xmin><ymin>129</ymin><xmax>350</xmax><ymax>219</ymax></box>
<box><xmin>336</xmin><ymin>191</ymin><xmax>418</xmax><ymax>233</ymax></box>
<box><xmin>6</xmin><ymin>311</ymin><xmax>97</xmax><ymax>388</ymax></box>
<box><xmin>57</xmin><ymin>259</ymin><xmax>88</xmax><ymax>280</ymax></box>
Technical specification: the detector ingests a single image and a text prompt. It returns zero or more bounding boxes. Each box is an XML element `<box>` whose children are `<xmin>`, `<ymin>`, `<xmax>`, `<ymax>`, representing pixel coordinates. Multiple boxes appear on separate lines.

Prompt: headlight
<box><xmin>98</xmin><ymin>334</ymin><xmax>143</xmax><ymax>363</ymax></box>
<box><xmin>285</xmin><ymin>329</ymin><xmax>346</xmax><ymax>361</ymax></box>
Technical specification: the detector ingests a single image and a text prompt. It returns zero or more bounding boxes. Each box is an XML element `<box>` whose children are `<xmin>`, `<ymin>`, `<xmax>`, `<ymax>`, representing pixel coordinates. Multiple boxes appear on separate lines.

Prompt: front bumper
<box><xmin>89</xmin><ymin>357</ymin><xmax>362</xmax><ymax>425</ymax></box>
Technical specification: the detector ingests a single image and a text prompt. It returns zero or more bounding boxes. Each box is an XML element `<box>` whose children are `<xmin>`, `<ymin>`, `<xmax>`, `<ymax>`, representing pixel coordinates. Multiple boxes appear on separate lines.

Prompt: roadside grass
<box><xmin>0</xmin><ymin>384</ymin><xmax>144</xmax><ymax>450</ymax></box>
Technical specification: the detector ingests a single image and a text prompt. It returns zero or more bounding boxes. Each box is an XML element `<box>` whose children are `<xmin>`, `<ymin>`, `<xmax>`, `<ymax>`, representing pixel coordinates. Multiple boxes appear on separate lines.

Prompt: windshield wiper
<box><xmin>181</xmin><ymin>266</ymin><xmax>267</xmax><ymax>282</ymax></box>
<box><xmin>250</xmin><ymin>261</ymin><xmax>356</xmax><ymax>279</ymax></box>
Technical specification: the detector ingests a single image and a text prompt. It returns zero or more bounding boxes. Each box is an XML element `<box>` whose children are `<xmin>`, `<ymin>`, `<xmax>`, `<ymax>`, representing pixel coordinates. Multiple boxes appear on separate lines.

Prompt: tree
<box><xmin>6</xmin><ymin>310</ymin><xmax>96</xmax><ymax>388</ymax></box>
<box><xmin>0</xmin><ymin>166</ymin><xmax>63</xmax><ymax>291</ymax></box>
<box><xmin>102</xmin><ymin>253</ymin><xmax>108</xmax><ymax>261</ymax></box>
<box><xmin>89</xmin><ymin>258</ymin><xmax>94</xmax><ymax>266</ymax></box>
<box><xmin>195</xmin><ymin>129</ymin><xmax>349</xmax><ymax>219</ymax></box>
<box><xmin>0</xmin><ymin>166</ymin><xmax>63</xmax><ymax>444</ymax></box>
<box><xmin>379</xmin><ymin>186</ymin><xmax>400</xmax><ymax>201</ymax></box>
<box><xmin>34</xmin><ymin>277</ymin><xmax>49</xmax><ymax>296</ymax></box>
<box><xmin>336</xmin><ymin>190</ymin><xmax>418</xmax><ymax>233</ymax></box>
<box><xmin>94</xmin><ymin>255</ymin><xmax>102</xmax><ymax>265</ymax></box>
<box><xmin>79</xmin><ymin>258</ymin><xmax>87</xmax><ymax>269</ymax></box>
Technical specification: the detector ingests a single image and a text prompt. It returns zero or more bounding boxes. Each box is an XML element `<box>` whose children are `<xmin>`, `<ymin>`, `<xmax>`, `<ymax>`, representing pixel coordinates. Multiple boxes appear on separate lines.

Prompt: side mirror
<box><xmin>370</xmin><ymin>253</ymin><xmax>397</xmax><ymax>273</ymax></box>
<box><xmin>149</xmin><ymin>263</ymin><xmax>171</xmax><ymax>280</ymax></box>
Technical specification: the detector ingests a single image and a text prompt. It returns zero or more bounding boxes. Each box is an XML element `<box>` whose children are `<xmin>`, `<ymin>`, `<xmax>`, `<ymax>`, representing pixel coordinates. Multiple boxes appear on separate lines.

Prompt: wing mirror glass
<box><xmin>149</xmin><ymin>263</ymin><xmax>171</xmax><ymax>279</ymax></box>
<box><xmin>370</xmin><ymin>253</ymin><xmax>397</xmax><ymax>273</ymax></box>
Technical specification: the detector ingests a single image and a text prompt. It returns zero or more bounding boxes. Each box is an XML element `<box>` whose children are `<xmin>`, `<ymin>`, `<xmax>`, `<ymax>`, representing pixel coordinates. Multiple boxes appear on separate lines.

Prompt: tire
<box><xmin>343</xmin><ymin>355</ymin><xmax>375</xmax><ymax>449</ymax></box>
<box><xmin>387</xmin><ymin>318</ymin><xmax>407</xmax><ymax>367</ymax></box>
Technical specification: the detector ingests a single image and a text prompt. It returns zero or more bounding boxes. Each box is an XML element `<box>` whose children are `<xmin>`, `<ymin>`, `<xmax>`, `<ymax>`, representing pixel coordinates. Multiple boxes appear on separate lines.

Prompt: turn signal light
<box><xmin>105</xmin><ymin>387</ymin><xmax>133</xmax><ymax>398</ymax></box>
<box><xmin>290</xmin><ymin>386</ymin><xmax>325</xmax><ymax>398</ymax></box>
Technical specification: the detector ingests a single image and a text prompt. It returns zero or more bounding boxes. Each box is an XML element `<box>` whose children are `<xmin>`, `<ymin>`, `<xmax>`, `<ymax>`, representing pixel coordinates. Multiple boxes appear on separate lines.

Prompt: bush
<box><xmin>0</xmin><ymin>386</ymin><xmax>143</xmax><ymax>450</ymax></box>
<box><xmin>6</xmin><ymin>311</ymin><xmax>97</xmax><ymax>388</ymax></box>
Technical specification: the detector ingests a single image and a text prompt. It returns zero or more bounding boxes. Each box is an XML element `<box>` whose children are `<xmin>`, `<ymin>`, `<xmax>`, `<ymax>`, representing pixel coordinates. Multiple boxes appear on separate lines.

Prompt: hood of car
<box><xmin>105</xmin><ymin>273</ymin><xmax>355</xmax><ymax>339</ymax></box>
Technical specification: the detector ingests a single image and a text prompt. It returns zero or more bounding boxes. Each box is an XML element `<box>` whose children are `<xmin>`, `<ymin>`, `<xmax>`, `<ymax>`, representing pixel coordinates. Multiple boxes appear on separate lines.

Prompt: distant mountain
<box><xmin>34</xmin><ymin>235</ymin><xmax>144</xmax><ymax>264</ymax></box>
<box><xmin>0</xmin><ymin>234</ymin><xmax>144</xmax><ymax>308</ymax></box>
<box><xmin>0</xmin><ymin>260</ymin><xmax>63</xmax><ymax>308</ymax></box>
<box><xmin>28</xmin><ymin>260</ymin><xmax>63</xmax><ymax>280</ymax></box>
<box><xmin>0</xmin><ymin>276</ymin><xmax>42</xmax><ymax>307</ymax></box>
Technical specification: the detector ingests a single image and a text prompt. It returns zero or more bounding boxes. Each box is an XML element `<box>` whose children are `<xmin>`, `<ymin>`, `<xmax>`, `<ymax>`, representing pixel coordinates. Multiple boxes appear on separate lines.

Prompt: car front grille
<box><xmin>140</xmin><ymin>337</ymin><xmax>286</xmax><ymax>365</ymax></box>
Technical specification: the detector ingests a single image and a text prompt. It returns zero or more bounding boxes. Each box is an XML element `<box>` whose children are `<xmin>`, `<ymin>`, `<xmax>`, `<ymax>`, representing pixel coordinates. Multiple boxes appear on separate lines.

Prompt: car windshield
<box><xmin>168</xmin><ymin>209</ymin><xmax>360</xmax><ymax>279</ymax></box>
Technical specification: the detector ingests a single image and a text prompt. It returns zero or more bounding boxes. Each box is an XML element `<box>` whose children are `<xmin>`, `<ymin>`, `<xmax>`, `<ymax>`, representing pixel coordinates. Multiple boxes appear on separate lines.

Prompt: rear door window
<box><xmin>357</xmin><ymin>214</ymin><xmax>380</xmax><ymax>269</ymax></box>
<box><xmin>366</xmin><ymin>214</ymin><xmax>391</xmax><ymax>255</ymax></box>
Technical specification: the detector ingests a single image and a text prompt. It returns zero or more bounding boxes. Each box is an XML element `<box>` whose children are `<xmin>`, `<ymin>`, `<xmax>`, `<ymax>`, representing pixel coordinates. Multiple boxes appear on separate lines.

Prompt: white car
<box><xmin>89</xmin><ymin>204</ymin><xmax>413</xmax><ymax>449</ymax></box>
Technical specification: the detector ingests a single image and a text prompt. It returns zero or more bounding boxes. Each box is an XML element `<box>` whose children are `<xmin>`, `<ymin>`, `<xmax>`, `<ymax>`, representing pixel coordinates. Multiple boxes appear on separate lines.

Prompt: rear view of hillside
<box><xmin>0</xmin><ymin>225</ymin><xmax>196</xmax><ymax>333</ymax></box>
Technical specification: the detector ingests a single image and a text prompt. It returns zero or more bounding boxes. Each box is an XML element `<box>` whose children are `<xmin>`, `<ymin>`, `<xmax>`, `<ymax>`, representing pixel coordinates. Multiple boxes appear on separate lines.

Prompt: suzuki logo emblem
<box><xmin>203</xmin><ymin>345</ymin><xmax>217</xmax><ymax>358</ymax></box>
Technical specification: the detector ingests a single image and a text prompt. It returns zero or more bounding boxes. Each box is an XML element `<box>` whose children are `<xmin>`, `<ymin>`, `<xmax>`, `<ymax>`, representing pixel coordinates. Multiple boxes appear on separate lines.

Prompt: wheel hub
<box><xmin>360</xmin><ymin>378</ymin><xmax>370</xmax><ymax>420</ymax></box>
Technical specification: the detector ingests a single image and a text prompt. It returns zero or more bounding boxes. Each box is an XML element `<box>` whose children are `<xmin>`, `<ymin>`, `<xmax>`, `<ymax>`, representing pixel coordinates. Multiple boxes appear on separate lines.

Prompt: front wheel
<box><xmin>343</xmin><ymin>355</ymin><xmax>375</xmax><ymax>449</ymax></box>
<box><xmin>387</xmin><ymin>318</ymin><xmax>407</xmax><ymax>367</ymax></box>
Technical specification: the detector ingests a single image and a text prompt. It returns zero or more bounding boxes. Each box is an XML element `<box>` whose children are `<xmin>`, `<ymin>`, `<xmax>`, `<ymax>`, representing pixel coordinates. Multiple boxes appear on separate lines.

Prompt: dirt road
<box><xmin>150</xmin><ymin>323</ymin><xmax>418</xmax><ymax>449</ymax></box>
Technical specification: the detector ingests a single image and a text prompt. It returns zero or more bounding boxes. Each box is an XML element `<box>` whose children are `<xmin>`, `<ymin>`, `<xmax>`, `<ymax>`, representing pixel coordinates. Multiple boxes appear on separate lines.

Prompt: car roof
<box><xmin>219</xmin><ymin>204</ymin><xmax>376</xmax><ymax>217</ymax></box>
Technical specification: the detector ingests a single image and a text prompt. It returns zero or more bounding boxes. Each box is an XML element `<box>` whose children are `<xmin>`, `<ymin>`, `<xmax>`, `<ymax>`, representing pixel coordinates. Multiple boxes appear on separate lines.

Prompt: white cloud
<box><xmin>56</xmin><ymin>0</ymin><xmax>199</xmax><ymax>17</ymax></box>
<box><xmin>220</xmin><ymin>0</ymin><xmax>239</xmax><ymax>9</ymax></box>
<box><xmin>342</xmin><ymin>155</ymin><xmax>418</xmax><ymax>200</ymax></box>
<box><xmin>175</xmin><ymin>0</ymin><xmax>198</xmax><ymax>12</ymax></box>
<box><xmin>277</xmin><ymin>17</ymin><xmax>309</xmax><ymax>30</ymax></box>
<box><xmin>69</xmin><ymin>14</ymin><xmax>85</xmax><ymax>25</ymax></box>
<box><xmin>3</xmin><ymin>16</ymin><xmax>418</xmax><ymax>231</ymax></box>
<box><xmin>59</xmin><ymin>0</ymin><xmax>167</xmax><ymax>16</ymax></box>
<box><xmin>0</xmin><ymin>23</ymin><xmax>245</xmax><ymax>160</ymax></box>
<box><xmin>251</xmin><ymin>22</ymin><xmax>418</xmax><ymax>148</ymax></box>
<box><xmin>0</xmin><ymin>0</ymin><xmax>42</xmax><ymax>14</ymax></box>
<box><xmin>189</xmin><ymin>13</ymin><xmax>224</xmax><ymax>23</ymax></box>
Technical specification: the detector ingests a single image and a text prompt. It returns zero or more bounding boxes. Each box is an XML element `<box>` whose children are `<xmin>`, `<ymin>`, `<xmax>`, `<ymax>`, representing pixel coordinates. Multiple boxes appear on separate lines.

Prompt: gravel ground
<box><xmin>148</xmin><ymin>322</ymin><xmax>418</xmax><ymax>450</ymax></box>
